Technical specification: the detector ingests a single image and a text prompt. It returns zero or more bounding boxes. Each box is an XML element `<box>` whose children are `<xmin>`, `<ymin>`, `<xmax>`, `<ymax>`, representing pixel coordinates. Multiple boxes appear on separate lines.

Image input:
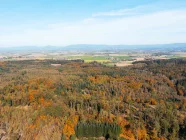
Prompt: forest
<box><xmin>0</xmin><ymin>59</ymin><xmax>186</xmax><ymax>140</ymax></box>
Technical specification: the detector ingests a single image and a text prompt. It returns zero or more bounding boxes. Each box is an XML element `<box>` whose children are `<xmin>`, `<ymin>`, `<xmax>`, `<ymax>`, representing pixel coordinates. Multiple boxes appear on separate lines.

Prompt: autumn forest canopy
<box><xmin>0</xmin><ymin>59</ymin><xmax>186</xmax><ymax>140</ymax></box>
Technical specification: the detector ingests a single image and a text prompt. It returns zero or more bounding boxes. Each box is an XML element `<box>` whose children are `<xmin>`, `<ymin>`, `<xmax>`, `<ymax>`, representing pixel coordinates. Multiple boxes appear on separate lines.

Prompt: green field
<box><xmin>110</xmin><ymin>56</ymin><xmax>132</xmax><ymax>59</ymax></box>
<box><xmin>67</xmin><ymin>55</ymin><xmax>133</xmax><ymax>64</ymax></box>
<box><xmin>167</xmin><ymin>55</ymin><xmax>186</xmax><ymax>59</ymax></box>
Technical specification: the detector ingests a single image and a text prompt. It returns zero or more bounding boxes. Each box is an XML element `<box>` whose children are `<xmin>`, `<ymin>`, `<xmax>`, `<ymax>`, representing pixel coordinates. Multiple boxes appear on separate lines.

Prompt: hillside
<box><xmin>0</xmin><ymin>59</ymin><xmax>186</xmax><ymax>140</ymax></box>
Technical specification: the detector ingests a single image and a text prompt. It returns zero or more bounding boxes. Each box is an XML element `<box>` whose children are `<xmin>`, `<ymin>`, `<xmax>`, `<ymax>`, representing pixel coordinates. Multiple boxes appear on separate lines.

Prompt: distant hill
<box><xmin>64</xmin><ymin>43</ymin><xmax>186</xmax><ymax>52</ymax></box>
<box><xmin>0</xmin><ymin>43</ymin><xmax>186</xmax><ymax>53</ymax></box>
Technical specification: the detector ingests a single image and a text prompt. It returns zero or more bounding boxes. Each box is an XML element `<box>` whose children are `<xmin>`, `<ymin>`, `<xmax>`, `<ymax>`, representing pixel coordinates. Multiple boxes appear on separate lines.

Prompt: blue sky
<box><xmin>0</xmin><ymin>0</ymin><xmax>186</xmax><ymax>47</ymax></box>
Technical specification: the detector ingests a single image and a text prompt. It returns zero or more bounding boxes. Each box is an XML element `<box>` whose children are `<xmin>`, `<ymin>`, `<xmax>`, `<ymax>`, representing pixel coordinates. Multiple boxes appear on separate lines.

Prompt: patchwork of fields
<box><xmin>67</xmin><ymin>55</ymin><xmax>134</xmax><ymax>66</ymax></box>
<box><xmin>1</xmin><ymin>51</ymin><xmax>186</xmax><ymax>67</ymax></box>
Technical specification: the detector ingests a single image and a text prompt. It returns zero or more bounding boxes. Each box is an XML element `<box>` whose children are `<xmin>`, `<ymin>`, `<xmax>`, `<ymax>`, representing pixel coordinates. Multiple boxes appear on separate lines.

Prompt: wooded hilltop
<box><xmin>0</xmin><ymin>59</ymin><xmax>186</xmax><ymax>140</ymax></box>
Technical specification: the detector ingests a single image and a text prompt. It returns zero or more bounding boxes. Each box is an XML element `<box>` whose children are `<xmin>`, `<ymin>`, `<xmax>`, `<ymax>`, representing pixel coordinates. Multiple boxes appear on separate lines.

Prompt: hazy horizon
<box><xmin>0</xmin><ymin>42</ymin><xmax>186</xmax><ymax>49</ymax></box>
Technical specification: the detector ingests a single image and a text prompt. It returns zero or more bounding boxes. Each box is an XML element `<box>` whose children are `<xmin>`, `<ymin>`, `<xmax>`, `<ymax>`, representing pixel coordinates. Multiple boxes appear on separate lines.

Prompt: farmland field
<box><xmin>67</xmin><ymin>55</ymin><xmax>134</xmax><ymax>65</ymax></box>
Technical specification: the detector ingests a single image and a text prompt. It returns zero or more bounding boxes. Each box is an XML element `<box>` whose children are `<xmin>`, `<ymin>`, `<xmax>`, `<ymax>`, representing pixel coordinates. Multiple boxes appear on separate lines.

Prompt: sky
<box><xmin>0</xmin><ymin>0</ymin><xmax>186</xmax><ymax>47</ymax></box>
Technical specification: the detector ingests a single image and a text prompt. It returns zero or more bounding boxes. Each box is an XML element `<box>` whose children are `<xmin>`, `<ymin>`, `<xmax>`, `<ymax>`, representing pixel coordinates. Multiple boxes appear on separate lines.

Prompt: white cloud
<box><xmin>0</xmin><ymin>8</ymin><xmax>186</xmax><ymax>47</ymax></box>
<box><xmin>92</xmin><ymin>5</ymin><xmax>148</xmax><ymax>17</ymax></box>
<box><xmin>92</xmin><ymin>1</ymin><xmax>186</xmax><ymax>17</ymax></box>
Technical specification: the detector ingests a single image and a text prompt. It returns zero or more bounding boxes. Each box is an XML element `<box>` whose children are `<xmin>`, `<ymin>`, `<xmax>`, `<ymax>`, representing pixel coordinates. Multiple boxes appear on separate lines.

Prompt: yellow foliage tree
<box><xmin>62</xmin><ymin>115</ymin><xmax>79</xmax><ymax>139</ymax></box>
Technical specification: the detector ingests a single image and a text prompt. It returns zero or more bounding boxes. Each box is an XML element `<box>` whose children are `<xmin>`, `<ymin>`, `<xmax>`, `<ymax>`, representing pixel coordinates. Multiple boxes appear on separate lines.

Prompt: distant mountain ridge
<box><xmin>0</xmin><ymin>43</ymin><xmax>186</xmax><ymax>53</ymax></box>
<box><xmin>65</xmin><ymin>43</ymin><xmax>186</xmax><ymax>51</ymax></box>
